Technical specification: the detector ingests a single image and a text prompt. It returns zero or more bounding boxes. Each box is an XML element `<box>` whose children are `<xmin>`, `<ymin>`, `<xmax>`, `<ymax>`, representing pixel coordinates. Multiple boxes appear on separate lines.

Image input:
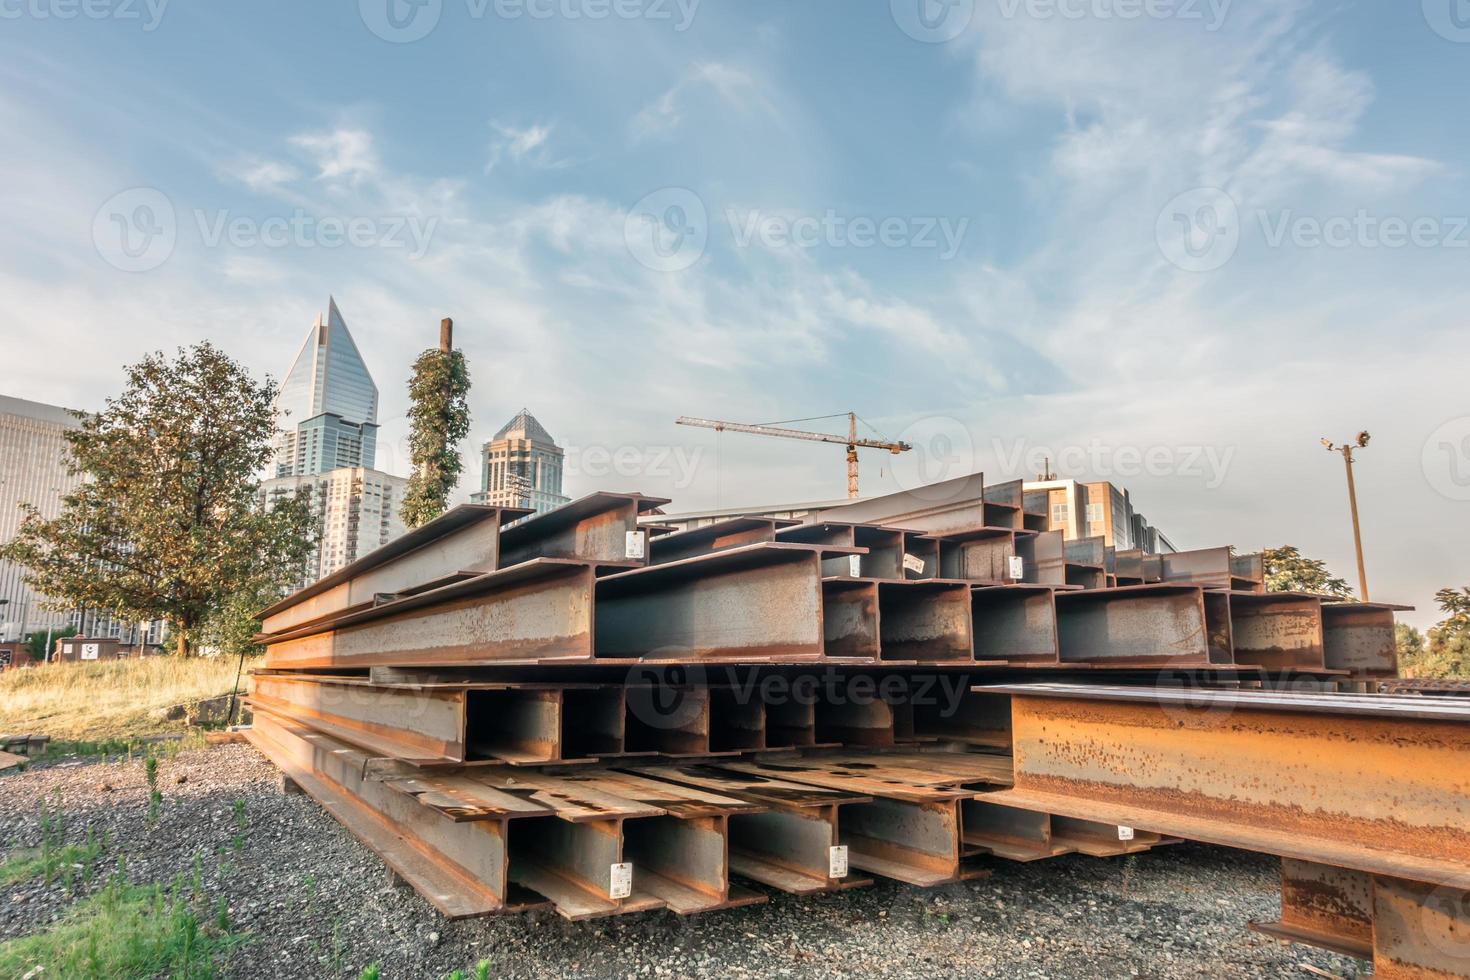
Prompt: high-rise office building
<box><xmin>263</xmin><ymin>297</ymin><xmax>410</xmax><ymax>589</ymax></box>
<box><xmin>0</xmin><ymin>395</ymin><xmax>84</xmax><ymax>640</ymax></box>
<box><xmin>261</xmin><ymin>468</ymin><xmax>407</xmax><ymax>583</ymax></box>
<box><xmin>471</xmin><ymin>409</ymin><xmax>570</xmax><ymax>514</ymax></box>
<box><xmin>272</xmin><ymin>297</ymin><xmax>379</xmax><ymax>477</ymax></box>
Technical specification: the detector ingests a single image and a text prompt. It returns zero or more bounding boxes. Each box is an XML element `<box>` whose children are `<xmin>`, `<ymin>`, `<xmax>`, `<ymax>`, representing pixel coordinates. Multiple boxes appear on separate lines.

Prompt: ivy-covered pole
<box><xmin>401</xmin><ymin>318</ymin><xmax>471</xmax><ymax>529</ymax></box>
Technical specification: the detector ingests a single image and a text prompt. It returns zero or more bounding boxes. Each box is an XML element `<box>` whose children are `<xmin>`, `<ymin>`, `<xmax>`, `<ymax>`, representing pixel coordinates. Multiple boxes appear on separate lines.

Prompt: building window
<box><xmin>1086</xmin><ymin>503</ymin><xmax>1104</xmax><ymax>522</ymax></box>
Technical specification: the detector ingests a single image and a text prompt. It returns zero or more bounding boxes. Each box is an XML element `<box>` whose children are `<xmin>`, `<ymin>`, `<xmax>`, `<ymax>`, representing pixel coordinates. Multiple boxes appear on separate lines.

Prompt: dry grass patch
<box><xmin>0</xmin><ymin>656</ymin><xmax>256</xmax><ymax>740</ymax></box>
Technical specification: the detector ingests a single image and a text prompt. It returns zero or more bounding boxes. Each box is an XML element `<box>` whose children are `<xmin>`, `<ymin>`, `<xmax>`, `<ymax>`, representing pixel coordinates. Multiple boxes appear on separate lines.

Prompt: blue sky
<box><xmin>2</xmin><ymin>0</ymin><xmax>1467</xmax><ymax>624</ymax></box>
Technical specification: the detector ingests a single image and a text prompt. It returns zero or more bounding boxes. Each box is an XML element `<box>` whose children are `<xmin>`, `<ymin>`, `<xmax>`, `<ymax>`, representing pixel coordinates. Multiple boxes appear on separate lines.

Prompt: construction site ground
<box><xmin>0</xmin><ymin>743</ymin><xmax>1367</xmax><ymax>979</ymax></box>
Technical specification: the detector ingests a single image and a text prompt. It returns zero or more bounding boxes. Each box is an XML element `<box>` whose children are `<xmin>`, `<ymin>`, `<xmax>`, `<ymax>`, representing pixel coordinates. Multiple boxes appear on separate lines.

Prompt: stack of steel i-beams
<box><xmin>243</xmin><ymin>476</ymin><xmax>1470</xmax><ymax>978</ymax></box>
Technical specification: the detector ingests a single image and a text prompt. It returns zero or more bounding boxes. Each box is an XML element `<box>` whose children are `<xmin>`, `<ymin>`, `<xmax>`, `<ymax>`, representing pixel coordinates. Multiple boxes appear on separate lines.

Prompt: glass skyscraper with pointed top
<box><xmin>262</xmin><ymin>298</ymin><xmax>407</xmax><ymax>587</ymax></box>
<box><xmin>271</xmin><ymin>296</ymin><xmax>380</xmax><ymax>477</ymax></box>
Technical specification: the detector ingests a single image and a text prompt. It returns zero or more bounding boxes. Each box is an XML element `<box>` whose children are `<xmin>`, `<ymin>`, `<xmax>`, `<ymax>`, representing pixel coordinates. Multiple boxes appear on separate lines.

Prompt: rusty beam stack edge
<box><xmin>241</xmin><ymin>480</ymin><xmax>1469</xmax><ymax>978</ymax></box>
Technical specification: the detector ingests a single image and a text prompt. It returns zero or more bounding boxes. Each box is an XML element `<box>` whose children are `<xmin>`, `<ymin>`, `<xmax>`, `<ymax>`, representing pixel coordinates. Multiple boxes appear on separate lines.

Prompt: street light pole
<box><xmin>1322</xmin><ymin>432</ymin><xmax>1371</xmax><ymax>602</ymax></box>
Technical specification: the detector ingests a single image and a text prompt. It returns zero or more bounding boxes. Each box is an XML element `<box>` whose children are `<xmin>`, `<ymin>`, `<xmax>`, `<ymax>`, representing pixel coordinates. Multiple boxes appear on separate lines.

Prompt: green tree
<box><xmin>0</xmin><ymin>343</ymin><xmax>315</xmax><ymax>656</ymax></box>
<box><xmin>1261</xmin><ymin>546</ymin><xmax>1354</xmax><ymax>598</ymax></box>
<box><xmin>401</xmin><ymin>328</ymin><xmax>471</xmax><ymax>529</ymax></box>
<box><xmin>1433</xmin><ymin>586</ymin><xmax>1470</xmax><ymax>638</ymax></box>
<box><xmin>25</xmin><ymin>627</ymin><xmax>76</xmax><ymax>662</ymax></box>
<box><xmin>1399</xmin><ymin>589</ymin><xmax>1470</xmax><ymax>679</ymax></box>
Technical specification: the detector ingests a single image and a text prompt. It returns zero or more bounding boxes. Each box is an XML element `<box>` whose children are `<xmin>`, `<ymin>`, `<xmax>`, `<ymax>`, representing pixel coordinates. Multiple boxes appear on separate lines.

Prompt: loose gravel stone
<box><xmin>0</xmin><ymin>744</ymin><xmax>1368</xmax><ymax>979</ymax></box>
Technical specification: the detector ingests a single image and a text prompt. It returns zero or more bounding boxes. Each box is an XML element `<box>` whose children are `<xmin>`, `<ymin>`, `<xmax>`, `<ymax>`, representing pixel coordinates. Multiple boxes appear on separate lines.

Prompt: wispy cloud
<box><xmin>630</xmin><ymin>62</ymin><xmax>780</xmax><ymax>143</ymax></box>
<box><xmin>486</xmin><ymin>120</ymin><xmax>568</xmax><ymax>174</ymax></box>
<box><xmin>289</xmin><ymin>128</ymin><xmax>379</xmax><ymax>183</ymax></box>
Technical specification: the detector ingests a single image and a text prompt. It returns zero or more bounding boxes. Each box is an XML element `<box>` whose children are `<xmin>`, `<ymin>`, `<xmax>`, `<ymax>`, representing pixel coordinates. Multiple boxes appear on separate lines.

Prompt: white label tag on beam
<box><xmin>609</xmin><ymin>862</ymin><xmax>633</xmax><ymax>899</ymax></box>
<box><xmin>1117</xmin><ymin>826</ymin><xmax>1135</xmax><ymax>842</ymax></box>
<box><xmin>1008</xmin><ymin>556</ymin><xmax>1025</xmax><ymax>580</ymax></box>
<box><xmin>902</xmin><ymin>553</ymin><xmax>925</xmax><ymax>575</ymax></box>
<box><xmin>848</xmin><ymin>554</ymin><xmax>862</xmax><ymax>577</ymax></box>
<box><xmin>624</xmin><ymin>531</ymin><xmax>646</xmax><ymax>560</ymax></box>
<box><xmin>828</xmin><ymin>845</ymin><xmax>849</xmax><ymax>878</ymax></box>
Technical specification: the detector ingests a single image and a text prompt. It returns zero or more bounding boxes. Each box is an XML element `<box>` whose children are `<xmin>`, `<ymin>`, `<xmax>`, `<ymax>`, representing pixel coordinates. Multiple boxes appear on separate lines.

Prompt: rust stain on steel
<box><xmin>248</xmin><ymin>674</ymin><xmax>467</xmax><ymax>763</ymax></box>
<box><xmin>970</xmin><ymin>586</ymin><xmax>1059</xmax><ymax>664</ymax></box>
<box><xmin>1054</xmin><ymin>586</ymin><xmax>1216</xmax><ymax>666</ymax></box>
<box><xmin>1010</xmin><ymin>694</ymin><xmax>1470</xmax><ymax>874</ymax></box>
<box><xmin>1372</xmin><ymin>876</ymin><xmax>1470</xmax><ymax>979</ymax></box>
<box><xmin>266</xmin><ymin>562</ymin><xmax>595</xmax><ymax>669</ymax></box>
<box><xmin>259</xmin><ymin>504</ymin><xmax>529</xmax><ymax>635</ymax></box>
<box><xmin>497</xmin><ymin>492</ymin><xmax>667</xmax><ymax>568</ymax></box>
<box><xmin>595</xmin><ymin>546</ymin><xmax>826</xmax><ymax>661</ymax></box>
<box><xmin>1324</xmin><ymin>603</ymin><xmax>1404</xmax><ymax>677</ymax></box>
<box><xmin>1228</xmin><ymin>593</ymin><xmax>1326</xmax><ymax>671</ymax></box>
<box><xmin>1251</xmin><ymin>859</ymin><xmax>1375</xmax><ymax>959</ymax></box>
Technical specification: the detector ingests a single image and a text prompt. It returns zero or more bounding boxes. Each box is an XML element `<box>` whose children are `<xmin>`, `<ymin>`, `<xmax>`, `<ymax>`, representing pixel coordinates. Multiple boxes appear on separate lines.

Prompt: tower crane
<box><xmin>676</xmin><ymin>413</ymin><xmax>912</xmax><ymax>499</ymax></box>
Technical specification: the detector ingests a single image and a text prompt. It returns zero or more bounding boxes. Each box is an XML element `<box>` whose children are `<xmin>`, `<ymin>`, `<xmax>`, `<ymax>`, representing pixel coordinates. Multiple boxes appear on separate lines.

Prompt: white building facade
<box><xmin>0</xmin><ymin>395</ymin><xmax>84</xmax><ymax>640</ymax></box>
<box><xmin>261</xmin><ymin>468</ymin><xmax>407</xmax><ymax>585</ymax></box>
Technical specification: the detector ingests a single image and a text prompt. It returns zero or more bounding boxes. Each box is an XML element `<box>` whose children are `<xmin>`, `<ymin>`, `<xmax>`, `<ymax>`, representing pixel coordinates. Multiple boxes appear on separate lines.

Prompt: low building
<box><xmin>1022</xmin><ymin>478</ymin><xmax>1177</xmax><ymax>553</ymax></box>
<box><xmin>52</xmin><ymin>635</ymin><xmax>143</xmax><ymax>663</ymax></box>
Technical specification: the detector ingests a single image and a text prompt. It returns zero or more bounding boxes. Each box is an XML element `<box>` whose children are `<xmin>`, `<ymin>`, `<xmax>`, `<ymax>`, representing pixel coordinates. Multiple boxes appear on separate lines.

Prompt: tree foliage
<box><xmin>0</xmin><ymin>343</ymin><xmax>316</xmax><ymax>655</ymax></box>
<box><xmin>401</xmin><ymin>346</ymin><xmax>471</xmax><ymax>529</ymax></box>
<box><xmin>26</xmin><ymin>627</ymin><xmax>76</xmax><ymax>662</ymax></box>
<box><xmin>1400</xmin><ymin>586</ymin><xmax>1470</xmax><ymax>679</ymax></box>
<box><xmin>1261</xmin><ymin>545</ymin><xmax>1354</xmax><ymax>598</ymax></box>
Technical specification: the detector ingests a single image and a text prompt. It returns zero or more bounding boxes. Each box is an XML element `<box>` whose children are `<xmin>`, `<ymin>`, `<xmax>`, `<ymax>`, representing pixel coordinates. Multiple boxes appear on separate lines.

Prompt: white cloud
<box><xmin>486</xmin><ymin>121</ymin><xmax>566</xmax><ymax>174</ymax></box>
<box><xmin>289</xmin><ymin>128</ymin><xmax>379</xmax><ymax>182</ymax></box>
<box><xmin>630</xmin><ymin>62</ymin><xmax>779</xmax><ymax>142</ymax></box>
<box><xmin>228</xmin><ymin>159</ymin><xmax>300</xmax><ymax>193</ymax></box>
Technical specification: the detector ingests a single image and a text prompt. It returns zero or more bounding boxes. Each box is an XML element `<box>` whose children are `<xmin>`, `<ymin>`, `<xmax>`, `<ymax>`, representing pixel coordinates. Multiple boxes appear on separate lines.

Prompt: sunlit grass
<box><xmin>0</xmin><ymin>656</ymin><xmax>258</xmax><ymax>740</ymax></box>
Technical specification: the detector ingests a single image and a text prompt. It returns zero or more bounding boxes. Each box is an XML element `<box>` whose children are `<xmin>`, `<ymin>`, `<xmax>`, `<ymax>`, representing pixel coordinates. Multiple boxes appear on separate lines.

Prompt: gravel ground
<box><xmin>0</xmin><ymin>744</ymin><xmax>1368</xmax><ymax>979</ymax></box>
